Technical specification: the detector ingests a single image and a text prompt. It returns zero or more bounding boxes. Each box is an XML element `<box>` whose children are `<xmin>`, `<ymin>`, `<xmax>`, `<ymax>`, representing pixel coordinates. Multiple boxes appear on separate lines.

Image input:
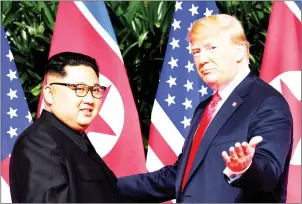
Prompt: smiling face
<box><xmin>44</xmin><ymin>65</ymin><xmax>102</xmax><ymax>132</ymax></box>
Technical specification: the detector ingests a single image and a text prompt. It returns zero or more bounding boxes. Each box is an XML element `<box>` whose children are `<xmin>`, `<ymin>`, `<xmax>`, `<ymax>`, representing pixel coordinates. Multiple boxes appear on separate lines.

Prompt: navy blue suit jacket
<box><xmin>118</xmin><ymin>72</ymin><xmax>293</xmax><ymax>202</ymax></box>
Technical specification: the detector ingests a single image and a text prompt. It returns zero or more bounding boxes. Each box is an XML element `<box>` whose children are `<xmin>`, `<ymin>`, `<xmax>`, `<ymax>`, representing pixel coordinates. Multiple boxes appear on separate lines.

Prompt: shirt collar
<box><xmin>218</xmin><ymin>68</ymin><xmax>250</xmax><ymax>101</ymax></box>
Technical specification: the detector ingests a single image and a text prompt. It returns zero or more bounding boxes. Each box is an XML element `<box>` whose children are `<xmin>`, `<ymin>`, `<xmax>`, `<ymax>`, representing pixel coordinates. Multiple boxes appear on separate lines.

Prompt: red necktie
<box><xmin>181</xmin><ymin>92</ymin><xmax>222</xmax><ymax>191</ymax></box>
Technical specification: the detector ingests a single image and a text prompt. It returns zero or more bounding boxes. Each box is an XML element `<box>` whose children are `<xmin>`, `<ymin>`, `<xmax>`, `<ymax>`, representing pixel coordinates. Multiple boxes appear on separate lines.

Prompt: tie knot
<box><xmin>212</xmin><ymin>92</ymin><xmax>222</xmax><ymax>103</ymax></box>
<box><xmin>209</xmin><ymin>92</ymin><xmax>221</xmax><ymax>109</ymax></box>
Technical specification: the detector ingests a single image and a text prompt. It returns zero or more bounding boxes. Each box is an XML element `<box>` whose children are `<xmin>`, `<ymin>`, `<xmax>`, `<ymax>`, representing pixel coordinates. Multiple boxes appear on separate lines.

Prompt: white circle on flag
<box><xmin>87</xmin><ymin>74</ymin><xmax>124</xmax><ymax>157</ymax></box>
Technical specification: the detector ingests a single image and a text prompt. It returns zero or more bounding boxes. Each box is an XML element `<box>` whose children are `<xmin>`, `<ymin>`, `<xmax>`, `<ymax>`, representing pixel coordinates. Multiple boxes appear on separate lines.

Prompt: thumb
<box><xmin>249</xmin><ymin>136</ymin><xmax>263</xmax><ymax>149</ymax></box>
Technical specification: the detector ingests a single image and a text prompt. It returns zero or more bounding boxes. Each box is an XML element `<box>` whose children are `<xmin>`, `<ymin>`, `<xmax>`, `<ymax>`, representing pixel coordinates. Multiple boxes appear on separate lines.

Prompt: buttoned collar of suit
<box><xmin>39</xmin><ymin>110</ymin><xmax>89</xmax><ymax>153</ymax></box>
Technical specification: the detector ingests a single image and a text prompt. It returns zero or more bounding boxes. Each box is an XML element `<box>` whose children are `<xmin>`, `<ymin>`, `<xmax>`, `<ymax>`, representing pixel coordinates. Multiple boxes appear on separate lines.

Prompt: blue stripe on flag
<box><xmin>293</xmin><ymin>1</ymin><xmax>301</xmax><ymax>10</ymax></box>
<box><xmin>82</xmin><ymin>1</ymin><xmax>118</xmax><ymax>44</ymax></box>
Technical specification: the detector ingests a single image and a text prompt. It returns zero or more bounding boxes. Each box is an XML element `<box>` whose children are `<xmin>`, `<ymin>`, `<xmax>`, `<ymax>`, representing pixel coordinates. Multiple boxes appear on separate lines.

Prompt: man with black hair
<box><xmin>9</xmin><ymin>52</ymin><xmax>120</xmax><ymax>203</ymax></box>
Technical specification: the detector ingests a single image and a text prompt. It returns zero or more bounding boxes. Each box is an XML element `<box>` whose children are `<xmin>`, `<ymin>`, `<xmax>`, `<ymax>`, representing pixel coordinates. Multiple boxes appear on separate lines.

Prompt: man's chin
<box><xmin>78</xmin><ymin>120</ymin><xmax>93</xmax><ymax>129</ymax></box>
<box><xmin>203</xmin><ymin>78</ymin><xmax>217</xmax><ymax>87</ymax></box>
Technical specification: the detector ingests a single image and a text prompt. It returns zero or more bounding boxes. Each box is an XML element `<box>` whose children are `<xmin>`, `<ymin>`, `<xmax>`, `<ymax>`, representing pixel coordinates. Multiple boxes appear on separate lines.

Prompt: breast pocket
<box><xmin>78</xmin><ymin>166</ymin><xmax>106</xmax><ymax>182</ymax></box>
<box><xmin>210</xmin><ymin>134</ymin><xmax>238</xmax><ymax>148</ymax></box>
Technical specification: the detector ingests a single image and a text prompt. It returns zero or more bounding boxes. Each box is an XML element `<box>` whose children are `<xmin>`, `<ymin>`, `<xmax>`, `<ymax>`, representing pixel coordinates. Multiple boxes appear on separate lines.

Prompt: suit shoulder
<box><xmin>12</xmin><ymin>118</ymin><xmax>59</xmax><ymax>154</ymax></box>
<box><xmin>248</xmin><ymin>78</ymin><xmax>292</xmax><ymax>116</ymax></box>
<box><xmin>250</xmin><ymin>78</ymin><xmax>289</xmax><ymax>104</ymax></box>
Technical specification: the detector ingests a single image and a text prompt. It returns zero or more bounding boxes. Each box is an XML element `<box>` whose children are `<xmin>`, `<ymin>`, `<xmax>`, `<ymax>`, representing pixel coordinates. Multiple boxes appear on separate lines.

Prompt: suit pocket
<box><xmin>78</xmin><ymin>166</ymin><xmax>106</xmax><ymax>181</ymax></box>
<box><xmin>210</xmin><ymin>135</ymin><xmax>238</xmax><ymax>147</ymax></box>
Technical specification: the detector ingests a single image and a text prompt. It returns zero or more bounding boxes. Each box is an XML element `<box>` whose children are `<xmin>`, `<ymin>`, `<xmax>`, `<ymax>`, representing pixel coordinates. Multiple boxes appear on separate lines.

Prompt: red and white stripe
<box><xmin>146</xmin><ymin>100</ymin><xmax>185</xmax><ymax>172</ymax></box>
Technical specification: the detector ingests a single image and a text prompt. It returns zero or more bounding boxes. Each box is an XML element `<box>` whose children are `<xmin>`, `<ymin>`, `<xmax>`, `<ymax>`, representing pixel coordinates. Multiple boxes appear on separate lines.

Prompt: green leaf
<box><xmin>122</xmin><ymin>42</ymin><xmax>138</xmax><ymax>57</ymax></box>
<box><xmin>26</xmin><ymin>69</ymin><xmax>42</xmax><ymax>81</ymax></box>
<box><xmin>20</xmin><ymin>72</ymin><xmax>28</xmax><ymax>84</ymax></box>
<box><xmin>30</xmin><ymin>83</ymin><xmax>42</xmax><ymax>96</ymax></box>
<box><xmin>21</xmin><ymin>29</ymin><xmax>28</xmax><ymax>42</ymax></box>
<box><xmin>2</xmin><ymin>7</ymin><xmax>22</xmax><ymax>26</ymax></box>
<box><xmin>13</xmin><ymin>55</ymin><xmax>35</xmax><ymax>68</ymax></box>
<box><xmin>125</xmin><ymin>2</ymin><xmax>139</xmax><ymax>24</ymax></box>
<box><xmin>138</xmin><ymin>31</ymin><xmax>149</xmax><ymax>47</ymax></box>
<box><xmin>2</xmin><ymin>1</ymin><xmax>12</xmax><ymax>13</ymax></box>
<box><xmin>41</xmin><ymin>2</ymin><xmax>54</xmax><ymax>28</ymax></box>
<box><xmin>249</xmin><ymin>53</ymin><xmax>256</xmax><ymax>64</ymax></box>
<box><xmin>259</xmin><ymin>31</ymin><xmax>267</xmax><ymax>37</ymax></box>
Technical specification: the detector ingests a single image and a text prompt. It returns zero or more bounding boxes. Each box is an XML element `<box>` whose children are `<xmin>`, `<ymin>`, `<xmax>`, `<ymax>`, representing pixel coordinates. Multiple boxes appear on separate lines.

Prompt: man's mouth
<box><xmin>80</xmin><ymin>108</ymin><xmax>93</xmax><ymax>113</ymax></box>
<box><xmin>199</xmin><ymin>68</ymin><xmax>214</xmax><ymax>75</ymax></box>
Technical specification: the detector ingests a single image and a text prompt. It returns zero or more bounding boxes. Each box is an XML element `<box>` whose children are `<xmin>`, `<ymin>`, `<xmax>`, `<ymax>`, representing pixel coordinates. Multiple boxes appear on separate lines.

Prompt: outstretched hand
<box><xmin>221</xmin><ymin>136</ymin><xmax>263</xmax><ymax>172</ymax></box>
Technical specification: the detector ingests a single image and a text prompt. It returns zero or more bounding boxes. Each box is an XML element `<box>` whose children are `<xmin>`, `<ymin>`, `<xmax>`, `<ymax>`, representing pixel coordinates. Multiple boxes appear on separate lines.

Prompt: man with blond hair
<box><xmin>117</xmin><ymin>14</ymin><xmax>293</xmax><ymax>202</ymax></box>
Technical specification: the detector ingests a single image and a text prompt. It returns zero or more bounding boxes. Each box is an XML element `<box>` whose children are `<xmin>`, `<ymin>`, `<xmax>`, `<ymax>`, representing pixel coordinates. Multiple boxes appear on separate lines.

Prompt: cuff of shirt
<box><xmin>223</xmin><ymin>161</ymin><xmax>252</xmax><ymax>184</ymax></box>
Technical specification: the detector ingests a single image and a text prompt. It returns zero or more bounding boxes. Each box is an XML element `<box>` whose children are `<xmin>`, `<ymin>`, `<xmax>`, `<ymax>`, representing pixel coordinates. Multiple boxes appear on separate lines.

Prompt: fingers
<box><xmin>222</xmin><ymin>144</ymin><xmax>244</xmax><ymax>164</ymax></box>
<box><xmin>229</xmin><ymin>146</ymin><xmax>239</xmax><ymax>163</ymax></box>
<box><xmin>249</xmin><ymin>136</ymin><xmax>263</xmax><ymax>149</ymax></box>
<box><xmin>235</xmin><ymin>142</ymin><xmax>244</xmax><ymax>157</ymax></box>
<box><xmin>222</xmin><ymin>151</ymin><xmax>231</xmax><ymax>166</ymax></box>
<box><xmin>241</xmin><ymin>142</ymin><xmax>249</xmax><ymax>156</ymax></box>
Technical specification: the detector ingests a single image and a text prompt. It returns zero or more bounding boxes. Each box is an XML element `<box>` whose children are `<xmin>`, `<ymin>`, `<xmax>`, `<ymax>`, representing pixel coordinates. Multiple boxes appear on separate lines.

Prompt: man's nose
<box><xmin>198</xmin><ymin>51</ymin><xmax>209</xmax><ymax>64</ymax></box>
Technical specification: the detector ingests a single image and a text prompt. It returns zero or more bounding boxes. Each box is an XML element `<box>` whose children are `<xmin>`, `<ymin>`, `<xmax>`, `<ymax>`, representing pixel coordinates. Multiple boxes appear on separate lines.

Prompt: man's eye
<box><xmin>93</xmin><ymin>88</ymin><xmax>100</xmax><ymax>93</ymax></box>
<box><xmin>76</xmin><ymin>87</ymin><xmax>85</xmax><ymax>92</ymax></box>
<box><xmin>208</xmin><ymin>46</ymin><xmax>216</xmax><ymax>51</ymax></box>
<box><xmin>192</xmin><ymin>51</ymin><xmax>200</xmax><ymax>56</ymax></box>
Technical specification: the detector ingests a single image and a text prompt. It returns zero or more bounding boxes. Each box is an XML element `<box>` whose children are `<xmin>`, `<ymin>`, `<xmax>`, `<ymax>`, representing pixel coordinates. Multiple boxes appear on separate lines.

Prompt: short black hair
<box><xmin>45</xmin><ymin>52</ymin><xmax>99</xmax><ymax>78</ymax></box>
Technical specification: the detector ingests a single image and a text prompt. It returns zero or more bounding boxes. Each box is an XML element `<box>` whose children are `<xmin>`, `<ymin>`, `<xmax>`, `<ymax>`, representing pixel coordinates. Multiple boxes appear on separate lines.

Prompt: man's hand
<box><xmin>221</xmin><ymin>136</ymin><xmax>263</xmax><ymax>173</ymax></box>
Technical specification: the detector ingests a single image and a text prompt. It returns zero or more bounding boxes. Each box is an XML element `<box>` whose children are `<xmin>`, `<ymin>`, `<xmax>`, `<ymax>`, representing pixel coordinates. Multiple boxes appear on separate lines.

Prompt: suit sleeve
<box><xmin>116</xmin><ymin>103</ymin><xmax>206</xmax><ymax>203</ymax></box>
<box><xmin>233</xmin><ymin>95</ymin><xmax>293</xmax><ymax>191</ymax></box>
<box><xmin>117</xmin><ymin>156</ymin><xmax>179</xmax><ymax>202</ymax></box>
<box><xmin>9</xmin><ymin>131</ymin><xmax>69</xmax><ymax>202</ymax></box>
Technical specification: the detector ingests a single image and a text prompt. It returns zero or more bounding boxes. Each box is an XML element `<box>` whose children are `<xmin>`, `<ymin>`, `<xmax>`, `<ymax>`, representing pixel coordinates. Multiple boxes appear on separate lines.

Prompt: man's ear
<box><xmin>235</xmin><ymin>44</ymin><xmax>246</xmax><ymax>62</ymax></box>
<box><xmin>43</xmin><ymin>85</ymin><xmax>53</xmax><ymax>105</ymax></box>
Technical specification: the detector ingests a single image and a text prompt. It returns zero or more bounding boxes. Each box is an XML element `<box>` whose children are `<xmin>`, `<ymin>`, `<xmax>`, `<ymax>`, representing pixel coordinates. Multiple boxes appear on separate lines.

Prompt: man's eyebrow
<box><xmin>69</xmin><ymin>82</ymin><xmax>101</xmax><ymax>87</ymax></box>
<box><xmin>201</xmin><ymin>42</ymin><xmax>214</xmax><ymax>47</ymax></box>
<box><xmin>191</xmin><ymin>42</ymin><xmax>215</xmax><ymax>49</ymax></box>
<box><xmin>191</xmin><ymin>46</ymin><xmax>200</xmax><ymax>51</ymax></box>
<box><xmin>72</xmin><ymin>82</ymin><xmax>86</xmax><ymax>84</ymax></box>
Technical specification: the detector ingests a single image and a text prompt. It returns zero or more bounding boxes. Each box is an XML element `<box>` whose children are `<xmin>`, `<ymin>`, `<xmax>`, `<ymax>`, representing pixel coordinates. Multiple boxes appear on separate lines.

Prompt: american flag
<box><xmin>260</xmin><ymin>1</ymin><xmax>301</xmax><ymax>202</ymax></box>
<box><xmin>146</xmin><ymin>1</ymin><xmax>218</xmax><ymax>171</ymax></box>
<box><xmin>1</xmin><ymin>25</ymin><xmax>32</xmax><ymax>203</ymax></box>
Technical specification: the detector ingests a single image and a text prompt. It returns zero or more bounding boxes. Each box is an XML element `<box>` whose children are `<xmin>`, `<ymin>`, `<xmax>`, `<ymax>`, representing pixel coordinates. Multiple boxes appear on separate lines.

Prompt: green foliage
<box><xmin>1</xmin><ymin>1</ymin><xmax>58</xmax><ymax>118</ymax></box>
<box><xmin>1</xmin><ymin>1</ymin><xmax>272</xmax><ymax>150</ymax></box>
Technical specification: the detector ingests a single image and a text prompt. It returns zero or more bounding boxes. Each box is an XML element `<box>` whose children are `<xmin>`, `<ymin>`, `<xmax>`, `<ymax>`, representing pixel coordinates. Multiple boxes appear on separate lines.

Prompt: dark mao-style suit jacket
<box><xmin>9</xmin><ymin>110</ymin><xmax>120</xmax><ymax>203</ymax></box>
<box><xmin>117</xmin><ymin>72</ymin><xmax>293</xmax><ymax>203</ymax></box>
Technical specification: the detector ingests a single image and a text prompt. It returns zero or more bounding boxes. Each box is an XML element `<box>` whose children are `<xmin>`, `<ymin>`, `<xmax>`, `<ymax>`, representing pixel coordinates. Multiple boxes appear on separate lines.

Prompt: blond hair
<box><xmin>188</xmin><ymin>14</ymin><xmax>250</xmax><ymax>53</ymax></box>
